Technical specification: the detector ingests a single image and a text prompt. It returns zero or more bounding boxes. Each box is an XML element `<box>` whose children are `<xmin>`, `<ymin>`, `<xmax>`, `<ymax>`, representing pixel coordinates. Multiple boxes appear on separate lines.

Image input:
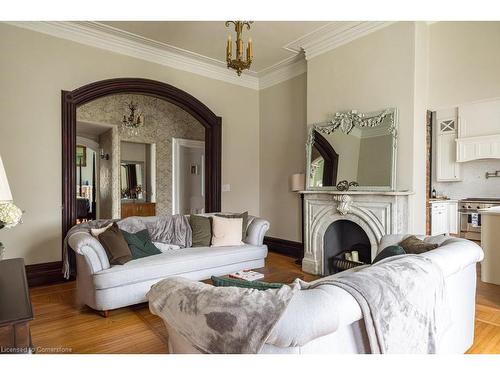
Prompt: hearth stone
<box><xmin>302</xmin><ymin>191</ymin><xmax>411</xmax><ymax>275</ymax></box>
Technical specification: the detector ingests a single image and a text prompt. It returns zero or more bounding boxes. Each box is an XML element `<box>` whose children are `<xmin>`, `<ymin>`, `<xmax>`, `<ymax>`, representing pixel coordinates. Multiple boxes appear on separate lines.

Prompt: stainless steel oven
<box><xmin>459</xmin><ymin>198</ymin><xmax>500</xmax><ymax>243</ymax></box>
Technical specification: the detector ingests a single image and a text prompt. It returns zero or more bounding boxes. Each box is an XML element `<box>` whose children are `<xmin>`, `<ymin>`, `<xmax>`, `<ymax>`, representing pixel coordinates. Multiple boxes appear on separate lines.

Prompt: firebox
<box><xmin>323</xmin><ymin>219</ymin><xmax>371</xmax><ymax>275</ymax></box>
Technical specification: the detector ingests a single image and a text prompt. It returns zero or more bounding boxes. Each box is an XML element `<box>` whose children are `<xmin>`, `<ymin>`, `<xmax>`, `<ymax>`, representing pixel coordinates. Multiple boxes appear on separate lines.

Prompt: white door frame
<box><xmin>172</xmin><ymin>138</ymin><xmax>205</xmax><ymax>215</ymax></box>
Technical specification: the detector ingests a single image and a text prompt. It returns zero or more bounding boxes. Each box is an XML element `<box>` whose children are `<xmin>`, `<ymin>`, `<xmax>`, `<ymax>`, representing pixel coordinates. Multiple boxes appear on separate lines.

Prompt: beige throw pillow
<box><xmin>90</xmin><ymin>223</ymin><xmax>113</xmax><ymax>238</ymax></box>
<box><xmin>211</xmin><ymin>216</ymin><xmax>244</xmax><ymax>247</ymax></box>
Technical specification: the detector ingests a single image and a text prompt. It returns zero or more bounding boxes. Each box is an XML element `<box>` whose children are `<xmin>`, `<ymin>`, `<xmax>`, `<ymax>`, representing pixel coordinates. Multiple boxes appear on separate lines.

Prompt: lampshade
<box><xmin>290</xmin><ymin>173</ymin><xmax>305</xmax><ymax>192</ymax></box>
<box><xmin>0</xmin><ymin>155</ymin><xmax>13</xmax><ymax>202</ymax></box>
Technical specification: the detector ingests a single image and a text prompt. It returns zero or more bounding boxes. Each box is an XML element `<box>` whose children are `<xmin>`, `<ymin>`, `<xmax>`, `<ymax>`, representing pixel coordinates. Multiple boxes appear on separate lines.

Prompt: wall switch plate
<box><xmin>222</xmin><ymin>184</ymin><xmax>231</xmax><ymax>192</ymax></box>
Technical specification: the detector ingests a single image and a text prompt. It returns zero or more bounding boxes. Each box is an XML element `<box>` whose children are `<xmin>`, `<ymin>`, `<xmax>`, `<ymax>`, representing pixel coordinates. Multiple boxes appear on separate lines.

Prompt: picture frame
<box><xmin>76</xmin><ymin>145</ymin><xmax>87</xmax><ymax>167</ymax></box>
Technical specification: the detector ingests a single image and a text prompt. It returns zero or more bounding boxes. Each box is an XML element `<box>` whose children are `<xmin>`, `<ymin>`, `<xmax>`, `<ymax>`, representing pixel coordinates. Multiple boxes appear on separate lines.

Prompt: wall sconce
<box><xmin>100</xmin><ymin>148</ymin><xmax>109</xmax><ymax>160</ymax></box>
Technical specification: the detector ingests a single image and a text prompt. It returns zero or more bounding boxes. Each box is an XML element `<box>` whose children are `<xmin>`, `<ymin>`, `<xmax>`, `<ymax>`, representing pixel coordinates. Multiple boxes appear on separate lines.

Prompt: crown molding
<box><xmin>6</xmin><ymin>21</ymin><xmax>261</xmax><ymax>90</ymax></box>
<box><xmin>285</xmin><ymin>21</ymin><xmax>395</xmax><ymax>60</ymax></box>
<box><xmin>258</xmin><ymin>55</ymin><xmax>307</xmax><ymax>90</ymax></box>
<box><xmin>5</xmin><ymin>21</ymin><xmax>397</xmax><ymax>90</ymax></box>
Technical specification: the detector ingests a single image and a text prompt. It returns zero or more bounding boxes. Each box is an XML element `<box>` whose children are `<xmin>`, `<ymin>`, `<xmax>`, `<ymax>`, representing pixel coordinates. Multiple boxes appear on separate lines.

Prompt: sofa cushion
<box><xmin>211</xmin><ymin>276</ymin><xmax>284</xmax><ymax>290</ymax></box>
<box><xmin>373</xmin><ymin>245</ymin><xmax>406</xmax><ymax>263</ymax></box>
<box><xmin>399</xmin><ymin>235</ymin><xmax>439</xmax><ymax>254</ymax></box>
<box><xmin>190</xmin><ymin>215</ymin><xmax>212</xmax><ymax>247</ymax></box>
<box><xmin>216</xmin><ymin>212</ymin><xmax>248</xmax><ymax>240</ymax></box>
<box><xmin>121</xmin><ymin>229</ymin><xmax>162</xmax><ymax>259</ymax></box>
<box><xmin>92</xmin><ymin>244</ymin><xmax>268</xmax><ymax>290</ymax></box>
<box><xmin>211</xmin><ymin>216</ymin><xmax>244</xmax><ymax>247</ymax></box>
<box><xmin>97</xmin><ymin>223</ymin><xmax>133</xmax><ymax>265</ymax></box>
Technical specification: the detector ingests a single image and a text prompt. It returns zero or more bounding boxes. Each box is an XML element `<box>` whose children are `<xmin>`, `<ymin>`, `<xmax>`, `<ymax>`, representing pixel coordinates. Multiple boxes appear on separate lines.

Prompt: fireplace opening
<box><xmin>323</xmin><ymin>219</ymin><xmax>371</xmax><ymax>275</ymax></box>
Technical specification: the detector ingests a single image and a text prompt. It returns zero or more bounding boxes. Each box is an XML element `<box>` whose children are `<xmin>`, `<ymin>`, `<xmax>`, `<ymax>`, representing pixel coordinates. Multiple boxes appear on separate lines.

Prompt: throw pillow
<box><xmin>210</xmin><ymin>216</ymin><xmax>244</xmax><ymax>247</ymax></box>
<box><xmin>215</xmin><ymin>211</ymin><xmax>249</xmax><ymax>240</ymax></box>
<box><xmin>399</xmin><ymin>235</ymin><xmax>439</xmax><ymax>254</ymax></box>
<box><xmin>373</xmin><ymin>245</ymin><xmax>406</xmax><ymax>263</ymax></box>
<box><xmin>211</xmin><ymin>276</ymin><xmax>284</xmax><ymax>290</ymax></box>
<box><xmin>97</xmin><ymin>223</ymin><xmax>133</xmax><ymax>265</ymax></box>
<box><xmin>90</xmin><ymin>223</ymin><xmax>113</xmax><ymax>238</ymax></box>
<box><xmin>189</xmin><ymin>215</ymin><xmax>212</xmax><ymax>247</ymax></box>
<box><xmin>121</xmin><ymin>229</ymin><xmax>162</xmax><ymax>259</ymax></box>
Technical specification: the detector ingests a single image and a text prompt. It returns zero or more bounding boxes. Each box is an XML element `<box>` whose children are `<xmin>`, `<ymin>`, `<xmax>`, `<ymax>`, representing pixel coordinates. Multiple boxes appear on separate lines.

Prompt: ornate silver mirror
<box><xmin>306</xmin><ymin>108</ymin><xmax>398</xmax><ymax>191</ymax></box>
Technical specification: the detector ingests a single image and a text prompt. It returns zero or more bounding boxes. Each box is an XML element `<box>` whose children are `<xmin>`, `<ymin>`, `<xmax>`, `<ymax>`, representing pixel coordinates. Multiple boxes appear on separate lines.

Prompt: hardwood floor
<box><xmin>28</xmin><ymin>252</ymin><xmax>500</xmax><ymax>354</ymax></box>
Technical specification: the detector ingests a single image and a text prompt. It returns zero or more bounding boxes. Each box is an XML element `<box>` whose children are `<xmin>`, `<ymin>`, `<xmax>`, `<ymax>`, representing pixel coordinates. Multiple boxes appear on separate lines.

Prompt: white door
<box><xmin>172</xmin><ymin>138</ymin><xmax>205</xmax><ymax>215</ymax></box>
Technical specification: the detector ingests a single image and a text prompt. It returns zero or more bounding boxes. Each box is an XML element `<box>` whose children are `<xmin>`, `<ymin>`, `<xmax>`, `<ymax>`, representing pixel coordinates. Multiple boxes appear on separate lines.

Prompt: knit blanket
<box><xmin>299</xmin><ymin>254</ymin><xmax>450</xmax><ymax>353</ymax></box>
<box><xmin>147</xmin><ymin>277</ymin><xmax>298</xmax><ymax>354</ymax></box>
<box><xmin>62</xmin><ymin>215</ymin><xmax>192</xmax><ymax>279</ymax></box>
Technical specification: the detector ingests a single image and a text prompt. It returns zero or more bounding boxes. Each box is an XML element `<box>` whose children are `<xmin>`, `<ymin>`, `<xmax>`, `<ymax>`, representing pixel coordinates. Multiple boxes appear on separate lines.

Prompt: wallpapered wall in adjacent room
<box><xmin>77</xmin><ymin>94</ymin><xmax>205</xmax><ymax>217</ymax></box>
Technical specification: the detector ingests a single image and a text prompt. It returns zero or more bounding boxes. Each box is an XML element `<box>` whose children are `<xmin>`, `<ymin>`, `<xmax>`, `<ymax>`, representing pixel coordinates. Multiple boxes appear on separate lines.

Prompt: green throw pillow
<box><xmin>373</xmin><ymin>245</ymin><xmax>406</xmax><ymax>264</ymax></box>
<box><xmin>190</xmin><ymin>215</ymin><xmax>212</xmax><ymax>247</ymax></box>
<box><xmin>211</xmin><ymin>276</ymin><xmax>284</xmax><ymax>290</ymax></box>
<box><xmin>215</xmin><ymin>211</ymin><xmax>249</xmax><ymax>240</ymax></box>
<box><xmin>121</xmin><ymin>229</ymin><xmax>162</xmax><ymax>259</ymax></box>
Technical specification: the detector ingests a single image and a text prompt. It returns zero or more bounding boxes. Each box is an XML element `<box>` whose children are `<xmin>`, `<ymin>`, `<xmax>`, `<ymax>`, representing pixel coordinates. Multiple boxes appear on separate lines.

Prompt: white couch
<box><xmin>67</xmin><ymin>214</ymin><xmax>270</xmax><ymax>314</ymax></box>
<box><xmin>165</xmin><ymin>235</ymin><xmax>484</xmax><ymax>354</ymax></box>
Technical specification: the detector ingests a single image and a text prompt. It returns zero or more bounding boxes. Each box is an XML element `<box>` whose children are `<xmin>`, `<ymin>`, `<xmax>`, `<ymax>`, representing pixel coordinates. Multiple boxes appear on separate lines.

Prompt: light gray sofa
<box><xmin>156</xmin><ymin>235</ymin><xmax>484</xmax><ymax>354</ymax></box>
<box><xmin>67</xmin><ymin>214</ymin><xmax>270</xmax><ymax>315</ymax></box>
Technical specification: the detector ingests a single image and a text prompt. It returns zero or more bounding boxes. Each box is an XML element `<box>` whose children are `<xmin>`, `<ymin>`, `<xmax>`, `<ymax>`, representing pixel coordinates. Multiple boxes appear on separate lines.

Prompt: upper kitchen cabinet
<box><xmin>457</xmin><ymin>98</ymin><xmax>500</xmax><ymax>162</ymax></box>
<box><xmin>436</xmin><ymin>108</ymin><xmax>461</xmax><ymax>181</ymax></box>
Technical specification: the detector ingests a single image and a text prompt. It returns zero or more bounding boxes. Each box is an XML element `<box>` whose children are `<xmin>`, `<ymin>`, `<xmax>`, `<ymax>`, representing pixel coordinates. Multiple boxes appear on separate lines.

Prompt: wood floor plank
<box><xmin>28</xmin><ymin>252</ymin><xmax>500</xmax><ymax>354</ymax></box>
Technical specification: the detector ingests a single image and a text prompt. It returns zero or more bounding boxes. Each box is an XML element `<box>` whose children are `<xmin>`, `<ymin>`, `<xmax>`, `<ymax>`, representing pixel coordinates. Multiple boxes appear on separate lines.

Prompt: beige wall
<box><xmin>259</xmin><ymin>74</ymin><xmax>307</xmax><ymax>242</ymax></box>
<box><xmin>307</xmin><ymin>22</ymin><xmax>416</xmax><ymax>192</ymax></box>
<box><xmin>0</xmin><ymin>23</ymin><xmax>260</xmax><ymax>264</ymax></box>
<box><xmin>429</xmin><ymin>22</ymin><xmax>500</xmax><ymax>108</ymax></box>
<box><xmin>307</xmin><ymin>22</ymin><xmax>429</xmax><ymax>234</ymax></box>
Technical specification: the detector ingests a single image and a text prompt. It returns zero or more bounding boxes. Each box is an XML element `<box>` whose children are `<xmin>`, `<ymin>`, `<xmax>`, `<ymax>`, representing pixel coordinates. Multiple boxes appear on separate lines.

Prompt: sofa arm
<box><xmin>266</xmin><ymin>284</ymin><xmax>362</xmax><ymax>347</ymax></box>
<box><xmin>68</xmin><ymin>232</ymin><xmax>110</xmax><ymax>274</ymax></box>
<box><xmin>245</xmin><ymin>217</ymin><xmax>270</xmax><ymax>246</ymax></box>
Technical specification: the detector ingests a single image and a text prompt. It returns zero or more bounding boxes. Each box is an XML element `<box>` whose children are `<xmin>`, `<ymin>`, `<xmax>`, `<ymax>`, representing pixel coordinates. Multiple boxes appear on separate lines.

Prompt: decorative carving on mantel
<box><xmin>333</xmin><ymin>194</ymin><xmax>352</xmax><ymax>215</ymax></box>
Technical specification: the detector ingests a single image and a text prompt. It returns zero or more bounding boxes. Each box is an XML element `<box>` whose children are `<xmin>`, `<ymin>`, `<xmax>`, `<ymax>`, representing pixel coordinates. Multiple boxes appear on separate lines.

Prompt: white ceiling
<box><xmin>77</xmin><ymin>120</ymin><xmax>113</xmax><ymax>140</ymax></box>
<box><xmin>100</xmin><ymin>21</ymin><xmax>330</xmax><ymax>72</ymax></box>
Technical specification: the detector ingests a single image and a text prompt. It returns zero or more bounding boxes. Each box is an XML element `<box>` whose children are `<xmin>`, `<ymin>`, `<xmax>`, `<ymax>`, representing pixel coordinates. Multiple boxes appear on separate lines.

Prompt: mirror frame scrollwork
<box><xmin>306</xmin><ymin>108</ymin><xmax>398</xmax><ymax>191</ymax></box>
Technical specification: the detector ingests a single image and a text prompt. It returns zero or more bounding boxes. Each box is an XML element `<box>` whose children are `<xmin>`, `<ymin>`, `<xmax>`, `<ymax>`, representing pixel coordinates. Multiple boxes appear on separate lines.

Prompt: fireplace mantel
<box><xmin>302</xmin><ymin>190</ymin><xmax>411</xmax><ymax>275</ymax></box>
<box><xmin>300</xmin><ymin>190</ymin><xmax>413</xmax><ymax>196</ymax></box>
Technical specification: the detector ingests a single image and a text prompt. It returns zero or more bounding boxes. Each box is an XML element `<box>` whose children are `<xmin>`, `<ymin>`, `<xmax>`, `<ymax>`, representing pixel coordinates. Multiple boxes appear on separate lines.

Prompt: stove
<box><xmin>459</xmin><ymin>198</ymin><xmax>500</xmax><ymax>242</ymax></box>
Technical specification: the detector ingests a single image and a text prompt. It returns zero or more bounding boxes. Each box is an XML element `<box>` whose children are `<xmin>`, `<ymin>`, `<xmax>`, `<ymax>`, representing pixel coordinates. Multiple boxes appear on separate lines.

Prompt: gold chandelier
<box><xmin>225</xmin><ymin>21</ymin><xmax>254</xmax><ymax>76</ymax></box>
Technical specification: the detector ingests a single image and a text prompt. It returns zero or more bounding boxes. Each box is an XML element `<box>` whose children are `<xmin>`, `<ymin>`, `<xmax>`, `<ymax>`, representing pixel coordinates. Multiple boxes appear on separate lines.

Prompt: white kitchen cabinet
<box><xmin>430</xmin><ymin>200</ymin><xmax>459</xmax><ymax>236</ymax></box>
<box><xmin>456</xmin><ymin>98</ymin><xmax>500</xmax><ymax>161</ymax></box>
<box><xmin>448</xmin><ymin>201</ymin><xmax>458</xmax><ymax>235</ymax></box>
<box><xmin>435</xmin><ymin>109</ymin><xmax>461</xmax><ymax>181</ymax></box>
<box><xmin>431</xmin><ymin>202</ymin><xmax>448</xmax><ymax>235</ymax></box>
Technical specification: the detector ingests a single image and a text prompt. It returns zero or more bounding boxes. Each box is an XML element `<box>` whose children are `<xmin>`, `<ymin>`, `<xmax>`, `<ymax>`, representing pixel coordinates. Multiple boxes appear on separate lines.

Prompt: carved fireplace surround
<box><xmin>302</xmin><ymin>190</ymin><xmax>412</xmax><ymax>275</ymax></box>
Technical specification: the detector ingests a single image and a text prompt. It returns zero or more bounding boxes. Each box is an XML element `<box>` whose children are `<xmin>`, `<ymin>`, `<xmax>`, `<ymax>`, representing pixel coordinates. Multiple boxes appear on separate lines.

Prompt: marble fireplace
<box><xmin>302</xmin><ymin>191</ymin><xmax>411</xmax><ymax>275</ymax></box>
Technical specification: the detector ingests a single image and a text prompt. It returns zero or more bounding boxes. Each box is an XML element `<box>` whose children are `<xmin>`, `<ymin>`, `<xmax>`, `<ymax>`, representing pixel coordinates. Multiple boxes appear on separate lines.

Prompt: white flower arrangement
<box><xmin>0</xmin><ymin>202</ymin><xmax>23</xmax><ymax>229</ymax></box>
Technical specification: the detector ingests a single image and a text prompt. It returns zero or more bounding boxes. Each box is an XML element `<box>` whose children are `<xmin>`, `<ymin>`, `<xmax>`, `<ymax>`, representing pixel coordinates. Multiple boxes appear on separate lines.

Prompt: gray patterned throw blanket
<box><xmin>147</xmin><ymin>277</ymin><xmax>299</xmax><ymax>354</ymax></box>
<box><xmin>299</xmin><ymin>254</ymin><xmax>450</xmax><ymax>354</ymax></box>
<box><xmin>62</xmin><ymin>215</ymin><xmax>192</xmax><ymax>278</ymax></box>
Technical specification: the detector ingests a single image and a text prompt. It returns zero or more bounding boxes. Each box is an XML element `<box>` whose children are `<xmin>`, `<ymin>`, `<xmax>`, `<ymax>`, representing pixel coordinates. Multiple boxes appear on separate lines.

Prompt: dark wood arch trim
<box><xmin>62</xmin><ymin>78</ymin><xmax>222</xmax><ymax>248</ymax></box>
<box><xmin>313</xmin><ymin>131</ymin><xmax>339</xmax><ymax>186</ymax></box>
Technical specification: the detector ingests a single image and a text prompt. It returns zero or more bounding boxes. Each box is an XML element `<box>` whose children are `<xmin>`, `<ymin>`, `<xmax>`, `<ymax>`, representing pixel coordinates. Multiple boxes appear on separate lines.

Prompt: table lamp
<box><xmin>0</xmin><ymin>155</ymin><xmax>13</xmax><ymax>202</ymax></box>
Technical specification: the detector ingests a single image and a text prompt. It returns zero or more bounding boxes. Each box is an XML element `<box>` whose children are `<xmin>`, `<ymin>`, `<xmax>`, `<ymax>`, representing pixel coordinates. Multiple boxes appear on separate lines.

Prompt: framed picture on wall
<box><xmin>76</xmin><ymin>145</ymin><xmax>87</xmax><ymax>167</ymax></box>
<box><xmin>190</xmin><ymin>164</ymin><xmax>199</xmax><ymax>175</ymax></box>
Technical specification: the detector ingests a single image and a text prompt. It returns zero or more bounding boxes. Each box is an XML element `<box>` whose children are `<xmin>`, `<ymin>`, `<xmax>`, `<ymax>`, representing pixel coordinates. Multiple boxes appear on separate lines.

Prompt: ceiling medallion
<box><xmin>121</xmin><ymin>102</ymin><xmax>144</xmax><ymax>136</ymax></box>
<box><xmin>225</xmin><ymin>21</ymin><xmax>254</xmax><ymax>76</ymax></box>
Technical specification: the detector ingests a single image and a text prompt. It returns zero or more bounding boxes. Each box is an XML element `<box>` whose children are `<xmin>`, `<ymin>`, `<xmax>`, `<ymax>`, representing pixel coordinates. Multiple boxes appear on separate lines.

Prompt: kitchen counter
<box><xmin>479</xmin><ymin>208</ymin><xmax>500</xmax><ymax>285</ymax></box>
<box><xmin>478</xmin><ymin>206</ymin><xmax>500</xmax><ymax>216</ymax></box>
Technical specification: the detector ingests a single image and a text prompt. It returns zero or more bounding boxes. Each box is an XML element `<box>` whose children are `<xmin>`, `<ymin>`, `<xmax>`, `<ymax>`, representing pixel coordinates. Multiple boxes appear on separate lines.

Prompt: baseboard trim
<box><xmin>264</xmin><ymin>236</ymin><xmax>303</xmax><ymax>259</ymax></box>
<box><xmin>25</xmin><ymin>261</ymin><xmax>66</xmax><ymax>287</ymax></box>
